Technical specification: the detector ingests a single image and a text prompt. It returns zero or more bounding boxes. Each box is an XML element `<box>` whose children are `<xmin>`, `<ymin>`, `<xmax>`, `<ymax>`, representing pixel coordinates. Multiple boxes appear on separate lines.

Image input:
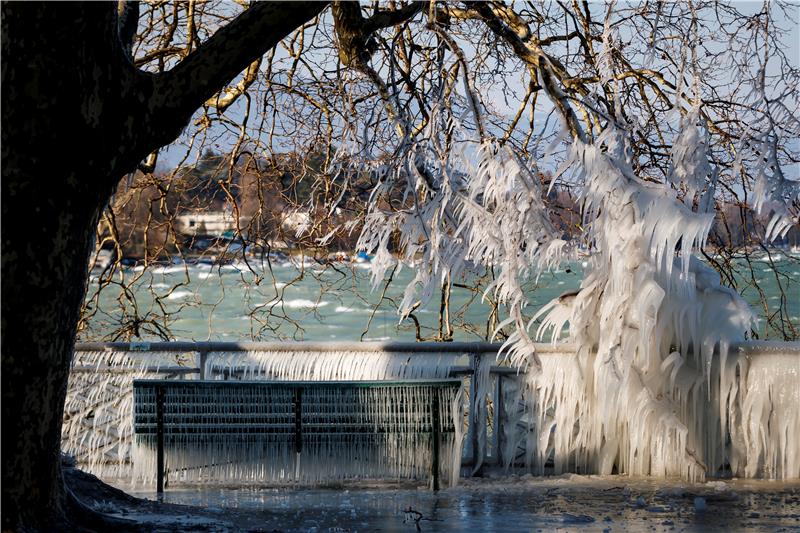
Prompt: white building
<box><xmin>176</xmin><ymin>211</ymin><xmax>241</xmax><ymax>237</ymax></box>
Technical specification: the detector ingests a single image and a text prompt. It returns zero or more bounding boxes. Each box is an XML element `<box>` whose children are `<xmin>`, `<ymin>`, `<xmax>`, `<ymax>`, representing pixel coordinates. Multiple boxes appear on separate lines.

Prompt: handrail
<box><xmin>70</xmin><ymin>338</ymin><xmax>800</xmax><ymax>474</ymax></box>
<box><xmin>75</xmin><ymin>340</ymin><xmax>508</xmax><ymax>353</ymax></box>
<box><xmin>74</xmin><ymin>339</ymin><xmax>800</xmax><ymax>355</ymax></box>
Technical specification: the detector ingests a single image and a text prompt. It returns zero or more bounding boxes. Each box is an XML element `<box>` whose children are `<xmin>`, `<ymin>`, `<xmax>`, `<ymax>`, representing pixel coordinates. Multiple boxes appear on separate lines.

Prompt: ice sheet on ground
<box><xmin>114</xmin><ymin>474</ymin><xmax>800</xmax><ymax>532</ymax></box>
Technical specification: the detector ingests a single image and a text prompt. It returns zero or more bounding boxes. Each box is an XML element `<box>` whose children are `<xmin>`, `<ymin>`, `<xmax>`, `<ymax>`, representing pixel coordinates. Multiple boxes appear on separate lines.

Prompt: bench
<box><xmin>132</xmin><ymin>379</ymin><xmax>463</xmax><ymax>492</ymax></box>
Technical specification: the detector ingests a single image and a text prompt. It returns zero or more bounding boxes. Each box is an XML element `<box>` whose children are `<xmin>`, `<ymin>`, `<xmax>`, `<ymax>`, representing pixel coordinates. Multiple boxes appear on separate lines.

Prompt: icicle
<box><xmin>131</xmin><ymin>382</ymin><xmax>464</xmax><ymax>487</ymax></box>
<box><xmin>204</xmin><ymin>350</ymin><xmax>466</xmax><ymax>382</ymax></box>
<box><xmin>69</xmin><ymin>348</ymin><xmax>473</xmax><ymax>486</ymax></box>
<box><xmin>64</xmin><ymin>349</ymin><xmax>205</xmax><ymax>480</ymax></box>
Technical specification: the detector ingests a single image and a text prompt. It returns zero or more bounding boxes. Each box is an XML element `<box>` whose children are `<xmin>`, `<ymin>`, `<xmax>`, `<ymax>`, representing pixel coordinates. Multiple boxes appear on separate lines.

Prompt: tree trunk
<box><xmin>2</xmin><ymin>5</ymin><xmax>124</xmax><ymax>528</ymax></box>
<box><xmin>1</xmin><ymin>2</ymin><xmax>327</xmax><ymax>530</ymax></box>
<box><xmin>2</xmin><ymin>173</ymin><xmax>105</xmax><ymax>531</ymax></box>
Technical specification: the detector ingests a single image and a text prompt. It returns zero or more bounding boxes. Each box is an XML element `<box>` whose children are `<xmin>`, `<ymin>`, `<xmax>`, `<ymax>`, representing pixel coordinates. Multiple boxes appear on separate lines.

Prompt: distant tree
<box><xmin>181</xmin><ymin>149</ymin><xmax>230</xmax><ymax>207</ymax></box>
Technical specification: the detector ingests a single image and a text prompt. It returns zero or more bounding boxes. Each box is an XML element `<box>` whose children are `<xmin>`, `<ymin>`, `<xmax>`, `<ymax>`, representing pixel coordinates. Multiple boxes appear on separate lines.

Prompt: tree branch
<box><xmin>116</xmin><ymin>1</ymin><xmax>139</xmax><ymax>59</ymax></box>
<box><xmin>332</xmin><ymin>1</ymin><xmax>426</xmax><ymax>68</ymax></box>
<box><xmin>147</xmin><ymin>1</ymin><xmax>328</xmax><ymax>138</ymax></box>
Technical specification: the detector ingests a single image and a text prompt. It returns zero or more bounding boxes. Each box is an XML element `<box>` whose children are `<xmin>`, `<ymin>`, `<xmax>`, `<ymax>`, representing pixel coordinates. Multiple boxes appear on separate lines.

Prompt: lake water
<box><xmin>81</xmin><ymin>253</ymin><xmax>800</xmax><ymax>342</ymax></box>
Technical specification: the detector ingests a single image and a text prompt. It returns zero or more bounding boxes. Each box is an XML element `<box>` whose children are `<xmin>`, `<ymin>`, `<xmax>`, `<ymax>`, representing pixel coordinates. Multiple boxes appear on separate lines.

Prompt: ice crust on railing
<box><xmin>64</xmin><ymin>349</ymin><xmax>480</xmax><ymax>484</ymax></box>
<box><xmin>206</xmin><ymin>350</ymin><xmax>491</xmax><ymax>471</ymax></box>
<box><xmin>131</xmin><ymin>382</ymin><xmax>464</xmax><ymax>487</ymax></box>
<box><xmin>204</xmin><ymin>350</ymin><xmax>465</xmax><ymax>381</ymax></box>
<box><xmin>65</xmin><ymin>343</ymin><xmax>797</xmax><ymax>484</ymax></box>
<box><xmin>348</xmin><ymin>88</ymin><xmax>798</xmax><ymax>481</ymax></box>
<box><xmin>63</xmin><ymin>350</ymin><xmax>201</xmax><ymax>478</ymax></box>
<box><xmin>498</xmin><ymin>347</ymin><xmax>799</xmax><ymax>480</ymax></box>
<box><xmin>62</xmin><ymin>350</ymin><xmax>148</xmax><ymax>479</ymax></box>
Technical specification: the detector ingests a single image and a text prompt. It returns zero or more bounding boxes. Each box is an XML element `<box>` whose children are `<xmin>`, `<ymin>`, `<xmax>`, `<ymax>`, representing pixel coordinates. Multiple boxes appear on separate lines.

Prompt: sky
<box><xmin>154</xmin><ymin>1</ymin><xmax>800</xmax><ymax>172</ymax></box>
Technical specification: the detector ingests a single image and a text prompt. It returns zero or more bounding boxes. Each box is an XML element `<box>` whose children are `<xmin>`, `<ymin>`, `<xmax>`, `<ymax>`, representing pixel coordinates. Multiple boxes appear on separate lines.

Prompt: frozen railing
<box><xmin>66</xmin><ymin>341</ymin><xmax>503</xmax><ymax>482</ymax></box>
<box><xmin>65</xmin><ymin>340</ymin><xmax>799</xmax><ymax>483</ymax></box>
<box><xmin>132</xmin><ymin>379</ymin><xmax>463</xmax><ymax>490</ymax></box>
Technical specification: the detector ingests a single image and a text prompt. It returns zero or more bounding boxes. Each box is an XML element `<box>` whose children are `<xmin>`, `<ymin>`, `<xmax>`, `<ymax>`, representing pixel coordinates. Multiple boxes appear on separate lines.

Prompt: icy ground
<box><xmin>71</xmin><ymin>469</ymin><xmax>800</xmax><ymax>532</ymax></box>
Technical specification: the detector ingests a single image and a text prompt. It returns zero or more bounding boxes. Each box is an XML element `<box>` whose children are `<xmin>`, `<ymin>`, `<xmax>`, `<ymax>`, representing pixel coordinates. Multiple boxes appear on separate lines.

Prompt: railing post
<box><xmin>156</xmin><ymin>384</ymin><xmax>165</xmax><ymax>498</ymax></box>
<box><xmin>431</xmin><ymin>391</ymin><xmax>440</xmax><ymax>491</ymax></box>
<box><xmin>469</xmin><ymin>352</ymin><xmax>481</xmax><ymax>469</ymax></box>
<box><xmin>198</xmin><ymin>349</ymin><xmax>207</xmax><ymax>380</ymax></box>
<box><xmin>493</xmin><ymin>374</ymin><xmax>503</xmax><ymax>467</ymax></box>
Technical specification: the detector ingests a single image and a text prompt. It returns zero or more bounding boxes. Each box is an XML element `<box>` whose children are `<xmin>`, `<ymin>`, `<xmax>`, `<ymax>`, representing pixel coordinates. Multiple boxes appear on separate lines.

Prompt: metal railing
<box><xmin>71</xmin><ymin>339</ymin><xmax>800</xmax><ymax>474</ymax></box>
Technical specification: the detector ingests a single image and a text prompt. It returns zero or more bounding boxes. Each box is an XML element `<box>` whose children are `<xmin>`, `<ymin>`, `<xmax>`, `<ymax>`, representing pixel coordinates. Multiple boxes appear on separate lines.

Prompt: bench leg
<box><xmin>294</xmin><ymin>387</ymin><xmax>303</xmax><ymax>480</ymax></box>
<box><xmin>432</xmin><ymin>392</ymin><xmax>440</xmax><ymax>491</ymax></box>
<box><xmin>156</xmin><ymin>385</ymin><xmax>165</xmax><ymax>498</ymax></box>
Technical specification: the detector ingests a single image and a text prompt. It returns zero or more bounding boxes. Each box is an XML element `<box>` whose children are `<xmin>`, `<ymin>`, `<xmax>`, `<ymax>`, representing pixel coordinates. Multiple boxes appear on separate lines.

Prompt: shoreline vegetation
<box><xmin>98</xmin><ymin>244</ymin><xmax>800</xmax><ymax>269</ymax></box>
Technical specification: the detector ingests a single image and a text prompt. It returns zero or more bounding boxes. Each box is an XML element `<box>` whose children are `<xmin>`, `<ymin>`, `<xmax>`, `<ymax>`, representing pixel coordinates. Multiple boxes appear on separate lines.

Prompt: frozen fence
<box><xmin>64</xmin><ymin>340</ymin><xmax>800</xmax><ymax>484</ymax></box>
<box><xmin>132</xmin><ymin>379</ymin><xmax>463</xmax><ymax>489</ymax></box>
<box><xmin>65</xmin><ymin>341</ymin><xmax>499</xmax><ymax>483</ymax></box>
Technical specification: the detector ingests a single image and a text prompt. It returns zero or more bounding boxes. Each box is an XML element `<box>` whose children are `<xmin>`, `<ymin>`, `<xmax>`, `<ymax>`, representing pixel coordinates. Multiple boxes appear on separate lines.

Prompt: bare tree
<box><xmin>118</xmin><ymin>1</ymin><xmax>798</xmax><ymax>343</ymax></box>
<box><xmin>2</xmin><ymin>3</ymin><xmax>326</xmax><ymax>530</ymax></box>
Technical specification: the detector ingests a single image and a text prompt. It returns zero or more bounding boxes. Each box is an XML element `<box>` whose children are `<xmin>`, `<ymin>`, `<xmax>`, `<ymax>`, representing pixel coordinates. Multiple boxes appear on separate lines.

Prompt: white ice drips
<box><xmin>62</xmin><ymin>350</ymin><xmax>150</xmax><ymax>479</ymax></box>
<box><xmin>204</xmin><ymin>350</ymin><xmax>466</xmax><ymax>381</ymax></box>
<box><xmin>498</xmin><ymin>345</ymin><xmax>799</xmax><ymax>480</ymax></box>
<box><xmin>523</xmin><ymin>124</ymin><xmax>761</xmax><ymax>480</ymax></box>
<box><xmin>347</xmin><ymin>108</ymin><xmax>569</xmax><ymax>338</ymax></box>
<box><xmin>669</xmin><ymin>106</ymin><xmax>713</xmax><ymax>202</ymax></box>
<box><xmin>65</xmin><ymin>348</ymin><xmax>479</xmax><ymax>484</ymax></box>
<box><xmin>131</xmin><ymin>382</ymin><xmax>464</xmax><ymax>487</ymax></box>
<box><xmin>738</xmin><ymin>126</ymin><xmax>800</xmax><ymax>242</ymax></box>
<box><xmin>345</xmin><ymin>77</ymin><xmax>798</xmax><ymax>480</ymax></box>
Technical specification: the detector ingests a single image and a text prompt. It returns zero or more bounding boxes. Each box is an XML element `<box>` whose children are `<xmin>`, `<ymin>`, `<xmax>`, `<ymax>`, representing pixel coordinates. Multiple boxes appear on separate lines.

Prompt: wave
<box><xmin>152</xmin><ymin>265</ymin><xmax>188</xmax><ymax>275</ymax></box>
<box><xmin>261</xmin><ymin>298</ymin><xmax>330</xmax><ymax>309</ymax></box>
<box><xmin>166</xmin><ymin>291</ymin><xmax>194</xmax><ymax>300</ymax></box>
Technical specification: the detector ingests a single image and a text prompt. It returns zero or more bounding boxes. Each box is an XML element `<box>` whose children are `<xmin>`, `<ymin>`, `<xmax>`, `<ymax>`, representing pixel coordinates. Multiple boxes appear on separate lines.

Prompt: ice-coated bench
<box><xmin>132</xmin><ymin>379</ymin><xmax>463</xmax><ymax>493</ymax></box>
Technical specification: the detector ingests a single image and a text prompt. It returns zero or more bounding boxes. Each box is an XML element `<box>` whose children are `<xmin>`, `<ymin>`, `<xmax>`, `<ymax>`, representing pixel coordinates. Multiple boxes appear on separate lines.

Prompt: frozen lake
<box><xmin>117</xmin><ymin>475</ymin><xmax>800</xmax><ymax>532</ymax></box>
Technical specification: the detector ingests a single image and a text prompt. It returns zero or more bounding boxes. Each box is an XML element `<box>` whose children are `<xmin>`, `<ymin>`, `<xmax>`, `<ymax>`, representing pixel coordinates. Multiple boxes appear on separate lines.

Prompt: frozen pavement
<box><xmin>78</xmin><ymin>473</ymin><xmax>800</xmax><ymax>532</ymax></box>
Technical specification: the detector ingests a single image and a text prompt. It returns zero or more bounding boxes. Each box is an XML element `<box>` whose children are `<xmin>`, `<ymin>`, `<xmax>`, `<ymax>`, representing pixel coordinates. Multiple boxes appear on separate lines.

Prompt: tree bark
<box><xmin>1</xmin><ymin>2</ymin><xmax>326</xmax><ymax>530</ymax></box>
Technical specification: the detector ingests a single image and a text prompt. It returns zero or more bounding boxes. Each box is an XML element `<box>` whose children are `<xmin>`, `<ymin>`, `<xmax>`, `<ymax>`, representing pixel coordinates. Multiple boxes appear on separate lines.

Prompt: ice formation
<box><xmin>517</xmin><ymin>126</ymin><xmax>762</xmax><ymax>481</ymax></box>
<box><xmin>499</xmin><ymin>344</ymin><xmax>800</xmax><ymax>480</ymax></box>
<box><xmin>205</xmin><ymin>349</ymin><xmax>492</xmax><ymax>473</ymax></box>
<box><xmin>64</xmin><ymin>339</ymin><xmax>797</xmax><ymax>486</ymax></box>
<box><xmin>64</xmin><ymin>85</ymin><xmax>799</xmax><ymax>486</ymax></box>
<box><xmin>62</xmin><ymin>350</ymin><xmax>148</xmax><ymax>478</ymax></box>
<box><xmin>64</xmin><ymin>52</ymin><xmax>799</xmax><ymax>484</ymax></box>
<box><xmin>131</xmin><ymin>381</ymin><xmax>463</xmax><ymax>487</ymax></box>
<box><xmin>65</xmin><ymin>347</ymin><xmax>489</xmax><ymax>485</ymax></box>
<box><xmin>343</xmin><ymin>53</ymin><xmax>798</xmax><ymax>481</ymax></box>
<box><xmin>204</xmin><ymin>349</ymin><xmax>464</xmax><ymax>381</ymax></box>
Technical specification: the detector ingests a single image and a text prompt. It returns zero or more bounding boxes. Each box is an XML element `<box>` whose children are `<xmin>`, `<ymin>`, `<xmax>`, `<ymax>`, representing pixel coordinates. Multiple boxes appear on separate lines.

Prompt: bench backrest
<box><xmin>132</xmin><ymin>379</ymin><xmax>463</xmax><ymax>488</ymax></box>
<box><xmin>133</xmin><ymin>379</ymin><xmax>460</xmax><ymax>440</ymax></box>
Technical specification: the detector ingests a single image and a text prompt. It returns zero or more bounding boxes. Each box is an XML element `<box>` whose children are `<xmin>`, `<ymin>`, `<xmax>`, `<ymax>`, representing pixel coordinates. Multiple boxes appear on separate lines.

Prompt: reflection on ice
<box><xmin>119</xmin><ymin>475</ymin><xmax>800</xmax><ymax>532</ymax></box>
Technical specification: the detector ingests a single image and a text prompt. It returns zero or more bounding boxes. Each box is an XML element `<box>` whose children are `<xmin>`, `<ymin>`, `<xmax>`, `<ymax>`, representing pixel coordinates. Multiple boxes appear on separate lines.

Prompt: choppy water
<box><xmin>82</xmin><ymin>253</ymin><xmax>800</xmax><ymax>342</ymax></box>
